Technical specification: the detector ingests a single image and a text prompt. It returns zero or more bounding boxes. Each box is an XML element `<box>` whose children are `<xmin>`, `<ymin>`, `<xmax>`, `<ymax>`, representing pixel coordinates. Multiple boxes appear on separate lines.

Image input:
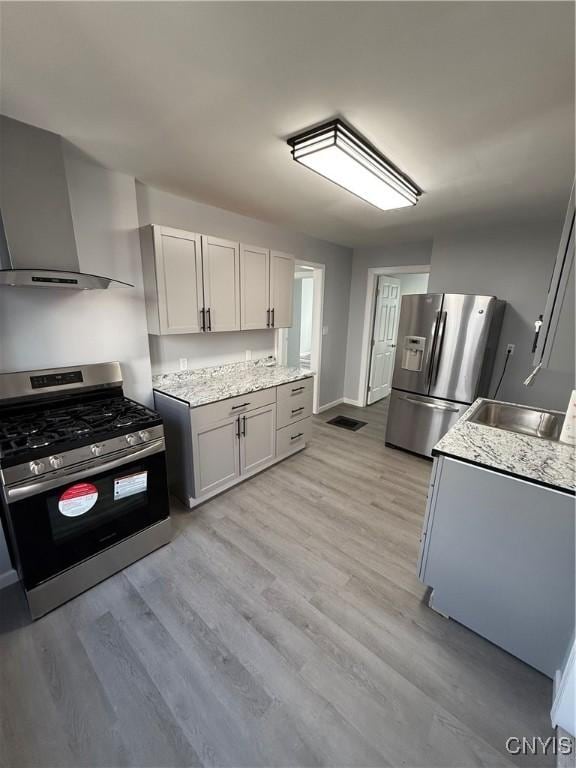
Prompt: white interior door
<box><xmin>367</xmin><ymin>276</ymin><xmax>401</xmax><ymax>404</ymax></box>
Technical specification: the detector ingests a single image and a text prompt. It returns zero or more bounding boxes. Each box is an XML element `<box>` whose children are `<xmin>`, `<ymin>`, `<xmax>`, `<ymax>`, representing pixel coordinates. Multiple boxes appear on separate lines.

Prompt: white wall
<box><xmin>428</xmin><ymin>220</ymin><xmax>574</xmax><ymax>410</ymax></box>
<box><xmin>0</xmin><ymin>143</ymin><xmax>153</xmax><ymax>405</ymax></box>
<box><xmin>148</xmin><ymin>330</ymin><xmax>275</xmax><ymax>374</ymax></box>
<box><xmin>344</xmin><ymin>240</ymin><xmax>433</xmax><ymax>401</ymax></box>
<box><xmin>394</xmin><ymin>272</ymin><xmax>429</xmax><ymax>296</ymax></box>
<box><xmin>136</xmin><ymin>183</ymin><xmax>353</xmax><ymax>407</ymax></box>
<box><xmin>299</xmin><ymin>277</ymin><xmax>314</xmax><ymax>356</ymax></box>
<box><xmin>0</xmin><ymin>143</ymin><xmax>154</xmax><ymax>584</ymax></box>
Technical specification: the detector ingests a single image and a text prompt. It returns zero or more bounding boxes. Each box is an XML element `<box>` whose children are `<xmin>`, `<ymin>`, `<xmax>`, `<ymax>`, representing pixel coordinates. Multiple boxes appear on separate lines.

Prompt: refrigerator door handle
<box><xmin>431</xmin><ymin>311</ymin><xmax>447</xmax><ymax>384</ymax></box>
<box><xmin>426</xmin><ymin>310</ymin><xmax>441</xmax><ymax>388</ymax></box>
<box><xmin>400</xmin><ymin>395</ymin><xmax>461</xmax><ymax>413</ymax></box>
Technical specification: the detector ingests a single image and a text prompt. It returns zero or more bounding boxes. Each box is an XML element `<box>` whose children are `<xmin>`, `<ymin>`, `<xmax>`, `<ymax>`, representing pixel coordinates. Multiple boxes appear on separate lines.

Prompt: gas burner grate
<box><xmin>326</xmin><ymin>415</ymin><xmax>367</xmax><ymax>432</ymax></box>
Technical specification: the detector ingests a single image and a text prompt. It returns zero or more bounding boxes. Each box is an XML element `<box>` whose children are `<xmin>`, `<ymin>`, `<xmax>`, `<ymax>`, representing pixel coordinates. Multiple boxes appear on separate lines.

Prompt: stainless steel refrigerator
<box><xmin>385</xmin><ymin>293</ymin><xmax>505</xmax><ymax>457</ymax></box>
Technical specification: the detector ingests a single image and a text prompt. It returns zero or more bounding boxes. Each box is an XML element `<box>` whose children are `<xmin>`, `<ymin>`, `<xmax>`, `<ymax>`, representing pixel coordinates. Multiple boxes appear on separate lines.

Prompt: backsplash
<box><xmin>147</xmin><ymin>328</ymin><xmax>276</xmax><ymax>375</ymax></box>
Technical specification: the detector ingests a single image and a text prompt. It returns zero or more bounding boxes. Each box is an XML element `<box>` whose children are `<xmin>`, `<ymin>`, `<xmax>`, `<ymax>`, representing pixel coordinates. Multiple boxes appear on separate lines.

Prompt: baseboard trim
<box><xmin>343</xmin><ymin>397</ymin><xmax>364</xmax><ymax>407</ymax></box>
<box><xmin>0</xmin><ymin>569</ymin><xmax>19</xmax><ymax>590</ymax></box>
<box><xmin>317</xmin><ymin>398</ymin><xmax>343</xmax><ymax>413</ymax></box>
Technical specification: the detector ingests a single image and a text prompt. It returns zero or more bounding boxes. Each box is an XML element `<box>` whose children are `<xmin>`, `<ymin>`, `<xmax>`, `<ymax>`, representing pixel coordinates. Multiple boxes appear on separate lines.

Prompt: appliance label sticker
<box><xmin>58</xmin><ymin>482</ymin><xmax>99</xmax><ymax>517</ymax></box>
<box><xmin>114</xmin><ymin>471</ymin><xmax>148</xmax><ymax>500</ymax></box>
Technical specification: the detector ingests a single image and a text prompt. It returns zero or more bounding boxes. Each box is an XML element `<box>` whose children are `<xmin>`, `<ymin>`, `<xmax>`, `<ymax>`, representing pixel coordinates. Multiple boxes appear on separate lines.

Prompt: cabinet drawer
<box><xmin>277</xmin><ymin>383</ymin><xmax>313</xmax><ymax>428</ymax></box>
<box><xmin>277</xmin><ymin>377</ymin><xmax>313</xmax><ymax>404</ymax></box>
<box><xmin>191</xmin><ymin>387</ymin><xmax>276</xmax><ymax>429</ymax></box>
<box><xmin>276</xmin><ymin>417</ymin><xmax>311</xmax><ymax>458</ymax></box>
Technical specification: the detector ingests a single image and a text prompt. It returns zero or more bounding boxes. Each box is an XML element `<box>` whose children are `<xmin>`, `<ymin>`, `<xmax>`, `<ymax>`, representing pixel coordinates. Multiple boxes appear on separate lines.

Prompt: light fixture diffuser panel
<box><xmin>288</xmin><ymin>119</ymin><xmax>421</xmax><ymax>212</ymax></box>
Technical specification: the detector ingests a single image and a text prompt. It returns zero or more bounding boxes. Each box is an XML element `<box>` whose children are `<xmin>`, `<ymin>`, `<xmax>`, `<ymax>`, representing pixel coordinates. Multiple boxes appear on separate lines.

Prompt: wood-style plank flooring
<box><xmin>0</xmin><ymin>399</ymin><xmax>554</xmax><ymax>767</ymax></box>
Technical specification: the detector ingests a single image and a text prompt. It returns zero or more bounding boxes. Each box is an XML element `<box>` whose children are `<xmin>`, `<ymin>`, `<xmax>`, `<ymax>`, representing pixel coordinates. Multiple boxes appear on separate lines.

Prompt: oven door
<box><xmin>3</xmin><ymin>439</ymin><xmax>169</xmax><ymax>590</ymax></box>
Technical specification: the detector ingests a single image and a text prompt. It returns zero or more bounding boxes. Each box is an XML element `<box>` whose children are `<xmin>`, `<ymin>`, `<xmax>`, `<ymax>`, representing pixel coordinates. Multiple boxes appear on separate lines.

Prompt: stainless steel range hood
<box><xmin>0</xmin><ymin>116</ymin><xmax>132</xmax><ymax>289</ymax></box>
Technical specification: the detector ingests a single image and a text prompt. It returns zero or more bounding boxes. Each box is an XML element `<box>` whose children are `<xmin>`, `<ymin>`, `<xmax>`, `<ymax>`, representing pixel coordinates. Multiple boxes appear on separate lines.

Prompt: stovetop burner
<box><xmin>0</xmin><ymin>394</ymin><xmax>162</xmax><ymax>467</ymax></box>
<box><xmin>27</xmin><ymin>433</ymin><xmax>58</xmax><ymax>449</ymax></box>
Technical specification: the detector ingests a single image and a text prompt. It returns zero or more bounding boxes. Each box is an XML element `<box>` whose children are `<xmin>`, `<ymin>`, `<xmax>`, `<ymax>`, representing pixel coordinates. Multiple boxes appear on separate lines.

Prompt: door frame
<box><xmin>358</xmin><ymin>265</ymin><xmax>431</xmax><ymax>408</ymax></box>
<box><xmin>276</xmin><ymin>260</ymin><xmax>325</xmax><ymax>414</ymax></box>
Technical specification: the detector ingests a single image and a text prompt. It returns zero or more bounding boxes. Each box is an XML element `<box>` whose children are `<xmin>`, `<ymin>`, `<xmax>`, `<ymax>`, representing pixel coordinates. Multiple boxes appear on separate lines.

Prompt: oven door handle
<box><xmin>3</xmin><ymin>439</ymin><xmax>165</xmax><ymax>502</ymax></box>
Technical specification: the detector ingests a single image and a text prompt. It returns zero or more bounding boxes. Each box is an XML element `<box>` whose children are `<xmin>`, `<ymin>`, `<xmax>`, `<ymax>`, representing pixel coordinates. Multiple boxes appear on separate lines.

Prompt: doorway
<box><xmin>277</xmin><ymin>261</ymin><xmax>324</xmax><ymax>413</ymax></box>
<box><xmin>360</xmin><ymin>267</ymin><xmax>430</xmax><ymax>407</ymax></box>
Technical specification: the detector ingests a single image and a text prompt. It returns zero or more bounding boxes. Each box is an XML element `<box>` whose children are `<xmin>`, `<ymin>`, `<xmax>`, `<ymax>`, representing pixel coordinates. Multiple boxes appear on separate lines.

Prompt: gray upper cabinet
<box><xmin>140</xmin><ymin>226</ymin><xmax>203</xmax><ymax>335</ymax></box>
<box><xmin>240</xmin><ymin>243</ymin><xmax>270</xmax><ymax>330</ymax></box>
<box><xmin>270</xmin><ymin>250</ymin><xmax>295</xmax><ymax>328</ymax></box>
<box><xmin>534</xmin><ymin>184</ymin><xmax>575</xmax><ymax>368</ymax></box>
<box><xmin>201</xmin><ymin>235</ymin><xmax>241</xmax><ymax>332</ymax></box>
<box><xmin>141</xmin><ymin>225</ymin><xmax>294</xmax><ymax>335</ymax></box>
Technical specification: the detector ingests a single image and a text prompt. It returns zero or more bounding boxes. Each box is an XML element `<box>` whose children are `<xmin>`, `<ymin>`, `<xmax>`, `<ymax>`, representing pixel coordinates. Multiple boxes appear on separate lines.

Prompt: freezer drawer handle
<box><xmin>401</xmin><ymin>396</ymin><xmax>460</xmax><ymax>413</ymax></box>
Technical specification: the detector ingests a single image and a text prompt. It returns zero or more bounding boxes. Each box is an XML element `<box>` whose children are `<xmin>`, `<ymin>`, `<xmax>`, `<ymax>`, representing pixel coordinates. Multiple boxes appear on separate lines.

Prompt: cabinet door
<box><xmin>270</xmin><ymin>251</ymin><xmax>295</xmax><ymax>328</ymax></box>
<box><xmin>422</xmin><ymin>457</ymin><xmax>575</xmax><ymax>678</ymax></box>
<box><xmin>201</xmin><ymin>235</ymin><xmax>240</xmax><ymax>332</ymax></box>
<box><xmin>192</xmin><ymin>417</ymin><xmax>240</xmax><ymax>496</ymax></box>
<box><xmin>154</xmin><ymin>227</ymin><xmax>203</xmax><ymax>334</ymax></box>
<box><xmin>239</xmin><ymin>403</ymin><xmax>276</xmax><ymax>475</ymax></box>
<box><xmin>240</xmin><ymin>244</ymin><xmax>270</xmax><ymax>330</ymax></box>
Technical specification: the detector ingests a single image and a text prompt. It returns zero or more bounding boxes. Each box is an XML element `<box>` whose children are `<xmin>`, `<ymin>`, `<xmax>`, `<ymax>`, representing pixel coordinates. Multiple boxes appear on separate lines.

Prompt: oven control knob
<box><xmin>91</xmin><ymin>443</ymin><xmax>104</xmax><ymax>457</ymax></box>
<box><xmin>138</xmin><ymin>430</ymin><xmax>150</xmax><ymax>442</ymax></box>
<box><xmin>125</xmin><ymin>433</ymin><xmax>138</xmax><ymax>446</ymax></box>
<box><xmin>49</xmin><ymin>455</ymin><xmax>63</xmax><ymax>469</ymax></box>
<box><xmin>29</xmin><ymin>460</ymin><xmax>45</xmax><ymax>476</ymax></box>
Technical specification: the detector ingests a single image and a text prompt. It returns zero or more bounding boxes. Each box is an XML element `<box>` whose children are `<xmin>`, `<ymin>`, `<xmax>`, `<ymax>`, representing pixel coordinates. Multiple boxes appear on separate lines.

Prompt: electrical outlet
<box><xmin>506</xmin><ymin>344</ymin><xmax>515</xmax><ymax>356</ymax></box>
<box><xmin>179</xmin><ymin>358</ymin><xmax>188</xmax><ymax>371</ymax></box>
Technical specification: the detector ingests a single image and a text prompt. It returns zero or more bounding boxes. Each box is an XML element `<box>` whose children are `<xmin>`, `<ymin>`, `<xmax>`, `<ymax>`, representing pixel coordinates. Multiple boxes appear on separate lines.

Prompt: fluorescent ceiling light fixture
<box><xmin>287</xmin><ymin>119</ymin><xmax>421</xmax><ymax>211</ymax></box>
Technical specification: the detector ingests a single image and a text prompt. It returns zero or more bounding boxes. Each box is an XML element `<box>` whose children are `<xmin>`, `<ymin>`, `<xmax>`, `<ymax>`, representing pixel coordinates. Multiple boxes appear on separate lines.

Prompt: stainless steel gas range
<box><xmin>0</xmin><ymin>362</ymin><xmax>171</xmax><ymax>618</ymax></box>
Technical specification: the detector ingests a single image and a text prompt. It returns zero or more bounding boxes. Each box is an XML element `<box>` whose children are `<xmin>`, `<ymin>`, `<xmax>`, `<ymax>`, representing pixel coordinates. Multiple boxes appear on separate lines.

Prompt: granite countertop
<box><xmin>433</xmin><ymin>398</ymin><xmax>575</xmax><ymax>493</ymax></box>
<box><xmin>152</xmin><ymin>359</ymin><xmax>313</xmax><ymax>408</ymax></box>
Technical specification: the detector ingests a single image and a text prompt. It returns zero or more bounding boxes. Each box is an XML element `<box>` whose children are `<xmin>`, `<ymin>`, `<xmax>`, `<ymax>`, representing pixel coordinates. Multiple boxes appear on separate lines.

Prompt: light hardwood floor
<box><xmin>0</xmin><ymin>399</ymin><xmax>554</xmax><ymax>768</ymax></box>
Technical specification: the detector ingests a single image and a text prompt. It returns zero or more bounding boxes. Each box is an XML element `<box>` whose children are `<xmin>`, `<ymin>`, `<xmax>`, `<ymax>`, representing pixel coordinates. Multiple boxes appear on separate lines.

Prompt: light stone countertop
<box><xmin>433</xmin><ymin>398</ymin><xmax>575</xmax><ymax>493</ymax></box>
<box><xmin>152</xmin><ymin>359</ymin><xmax>314</xmax><ymax>408</ymax></box>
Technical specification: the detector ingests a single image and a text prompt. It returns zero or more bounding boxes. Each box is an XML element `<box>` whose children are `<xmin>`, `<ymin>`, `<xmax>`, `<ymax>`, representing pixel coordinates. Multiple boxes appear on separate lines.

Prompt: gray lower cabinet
<box><xmin>239</xmin><ymin>403</ymin><xmax>276</xmax><ymax>474</ymax></box>
<box><xmin>154</xmin><ymin>377</ymin><xmax>313</xmax><ymax>508</ymax></box>
<box><xmin>419</xmin><ymin>456</ymin><xmax>575</xmax><ymax>678</ymax></box>
<box><xmin>192</xmin><ymin>416</ymin><xmax>240</xmax><ymax>496</ymax></box>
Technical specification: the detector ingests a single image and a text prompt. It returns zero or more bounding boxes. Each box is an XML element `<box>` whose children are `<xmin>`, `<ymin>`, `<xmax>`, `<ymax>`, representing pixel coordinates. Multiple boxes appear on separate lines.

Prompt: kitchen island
<box><xmin>419</xmin><ymin>398</ymin><xmax>575</xmax><ymax>678</ymax></box>
<box><xmin>153</xmin><ymin>360</ymin><xmax>314</xmax><ymax>507</ymax></box>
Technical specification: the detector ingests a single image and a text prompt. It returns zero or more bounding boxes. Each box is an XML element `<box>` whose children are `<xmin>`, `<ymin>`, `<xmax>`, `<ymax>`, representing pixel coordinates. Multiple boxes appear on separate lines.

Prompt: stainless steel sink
<box><xmin>468</xmin><ymin>401</ymin><xmax>565</xmax><ymax>441</ymax></box>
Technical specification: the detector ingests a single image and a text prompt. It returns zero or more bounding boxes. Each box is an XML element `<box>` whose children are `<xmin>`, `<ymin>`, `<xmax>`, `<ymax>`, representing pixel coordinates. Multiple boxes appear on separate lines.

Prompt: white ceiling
<box><xmin>1</xmin><ymin>2</ymin><xmax>574</xmax><ymax>247</ymax></box>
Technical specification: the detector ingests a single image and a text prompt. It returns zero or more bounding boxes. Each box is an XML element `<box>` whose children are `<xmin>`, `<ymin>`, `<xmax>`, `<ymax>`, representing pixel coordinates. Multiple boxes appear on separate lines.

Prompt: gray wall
<box><xmin>428</xmin><ymin>220</ymin><xmax>574</xmax><ymax>410</ymax></box>
<box><xmin>344</xmin><ymin>240</ymin><xmax>433</xmax><ymax>402</ymax></box>
<box><xmin>136</xmin><ymin>183</ymin><xmax>353</xmax><ymax>408</ymax></box>
<box><xmin>0</xmin><ymin>142</ymin><xmax>153</xmax><ymax>405</ymax></box>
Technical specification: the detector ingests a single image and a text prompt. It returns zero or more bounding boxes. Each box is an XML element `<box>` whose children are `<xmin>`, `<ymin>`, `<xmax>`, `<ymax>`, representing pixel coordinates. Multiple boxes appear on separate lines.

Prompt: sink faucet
<box><xmin>524</xmin><ymin>363</ymin><xmax>543</xmax><ymax>387</ymax></box>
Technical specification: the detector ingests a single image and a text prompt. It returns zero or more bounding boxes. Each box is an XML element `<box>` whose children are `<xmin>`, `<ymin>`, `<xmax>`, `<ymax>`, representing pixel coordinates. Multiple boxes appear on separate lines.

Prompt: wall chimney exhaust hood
<box><xmin>0</xmin><ymin>116</ymin><xmax>132</xmax><ymax>289</ymax></box>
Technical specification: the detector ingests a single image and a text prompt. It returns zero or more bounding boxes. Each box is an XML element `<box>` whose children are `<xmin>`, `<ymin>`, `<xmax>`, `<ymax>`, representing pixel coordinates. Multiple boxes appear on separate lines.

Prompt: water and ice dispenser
<box><xmin>401</xmin><ymin>336</ymin><xmax>426</xmax><ymax>372</ymax></box>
